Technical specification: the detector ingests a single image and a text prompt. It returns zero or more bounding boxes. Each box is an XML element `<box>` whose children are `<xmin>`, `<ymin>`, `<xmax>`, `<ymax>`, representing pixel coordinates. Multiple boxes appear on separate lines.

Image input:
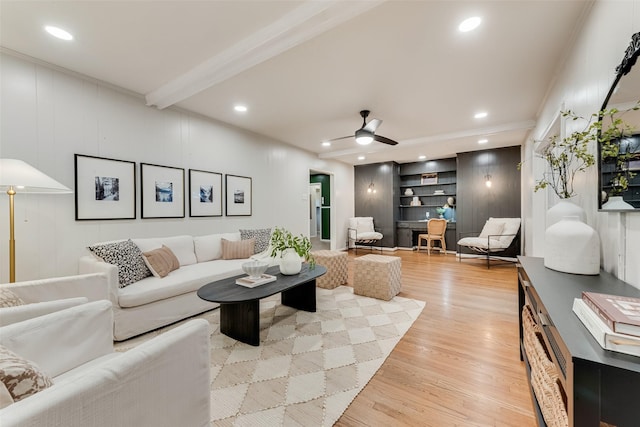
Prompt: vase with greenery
<box><xmin>269</xmin><ymin>227</ymin><xmax>315</xmax><ymax>273</ymax></box>
<box><xmin>531</xmin><ymin>109</ymin><xmax>597</xmax><ymax>199</ymax></box>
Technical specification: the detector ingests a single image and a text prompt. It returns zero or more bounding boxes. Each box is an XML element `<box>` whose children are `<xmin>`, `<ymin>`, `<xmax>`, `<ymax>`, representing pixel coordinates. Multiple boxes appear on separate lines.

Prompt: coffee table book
<box><xmin>582</xmin><ymin>291</ymin><xmax>640</xmax><ymax>337</ymax></box>
<box><xmin>573</xmin><ymin>299</ymin><xmax>640</xmax><ymax>358</ymax></box>
<box><xmin>235</xmin><ymin>274</ymin><xmax>277</xmax><ymax>288</ymax></box>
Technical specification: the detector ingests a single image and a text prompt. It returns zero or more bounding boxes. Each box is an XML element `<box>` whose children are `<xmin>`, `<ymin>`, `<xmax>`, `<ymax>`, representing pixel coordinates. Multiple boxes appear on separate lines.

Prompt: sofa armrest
<box><xmin>5</xmin><ymin>272</ymin><xmax>109</xmax><ymax>304</ymax></box>
<box><xmin>79</xmin><ymin>256</ymin><xmax>119</xmax><ymax>305</ymax></box>
<box><xmin>0</xmin><ymin>297</ymin><xmax>88</xmax><ymax>327</ymax></box>
<box><xmin>0</xmin><ymin>319</ymin><xmax>211</xmax><ymax>427</ymax></box>
<box><xmin>0</xmin><ymin>300</ymin><xmax>114</xmax><ymax>377</ymax></box>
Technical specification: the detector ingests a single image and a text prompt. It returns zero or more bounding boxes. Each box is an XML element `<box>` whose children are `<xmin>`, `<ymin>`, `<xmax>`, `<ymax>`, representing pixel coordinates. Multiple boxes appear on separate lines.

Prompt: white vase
<box><xmin>546</xmin><ymin>199</ymin><xmax>586</xmax><ymax>228</ymax></box>
<box><xmin>544</xmin><ymin>216</ymin><xmax>600</xmax><ymax>275</ymax></box>
<box><xmin>602</xmin><ymin>196</ymin><xmax>634</xmax><ymax>210</ymax></box>
<box><xmin>280</xmin><ymin>248</ymin><xmax>302</xmax><ymax>275</ymax></box>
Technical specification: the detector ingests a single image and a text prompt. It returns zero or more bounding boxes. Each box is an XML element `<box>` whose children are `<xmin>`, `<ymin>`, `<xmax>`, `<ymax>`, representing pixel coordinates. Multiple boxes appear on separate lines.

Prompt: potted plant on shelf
<box><xmin>269</xmin><ymin>226</ymin><xmax>315</xmax><ymax>275</ymax></box>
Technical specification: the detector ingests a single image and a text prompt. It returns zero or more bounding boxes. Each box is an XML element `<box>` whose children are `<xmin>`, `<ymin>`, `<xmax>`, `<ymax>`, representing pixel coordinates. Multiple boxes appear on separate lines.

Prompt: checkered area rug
<box><xmin>117</xmin><ymin>286</ymin><xmax>425</xmax><ymax>426</ymax></box>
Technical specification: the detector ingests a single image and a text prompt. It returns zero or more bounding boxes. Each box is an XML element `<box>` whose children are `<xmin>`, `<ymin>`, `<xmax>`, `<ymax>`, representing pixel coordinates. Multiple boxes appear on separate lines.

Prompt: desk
<box><xmin>396</xmin><ymin>220</ymin><xmax>456</xmax><ymax>250</ymax></box>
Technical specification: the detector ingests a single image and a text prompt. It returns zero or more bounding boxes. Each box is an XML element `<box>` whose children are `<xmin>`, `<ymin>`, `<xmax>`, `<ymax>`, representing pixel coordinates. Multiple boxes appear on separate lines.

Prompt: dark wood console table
<box><xmin>517</xmin><ymin>256</ymin><xmax>640</xmax><ymax>427</ymax></box>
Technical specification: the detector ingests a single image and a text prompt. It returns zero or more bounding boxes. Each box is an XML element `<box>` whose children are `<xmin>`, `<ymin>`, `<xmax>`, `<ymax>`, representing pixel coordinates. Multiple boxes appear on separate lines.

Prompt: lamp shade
<box><xmin>0</xmin><ymin>159</ymin><xmax>72</xmax><ymax>194</ymax></box>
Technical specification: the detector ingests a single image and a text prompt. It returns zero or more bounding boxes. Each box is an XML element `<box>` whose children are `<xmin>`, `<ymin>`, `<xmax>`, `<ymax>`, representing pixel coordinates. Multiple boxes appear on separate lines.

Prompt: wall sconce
<box><xmin>484</xmin><ymin>174</ymin><xmax>492</xmax><ymax>188</ymax></box>
<box><xmin>367</xmin><ymin>182</ymin><xmax>377</xmax><ymax>193</ymax></box>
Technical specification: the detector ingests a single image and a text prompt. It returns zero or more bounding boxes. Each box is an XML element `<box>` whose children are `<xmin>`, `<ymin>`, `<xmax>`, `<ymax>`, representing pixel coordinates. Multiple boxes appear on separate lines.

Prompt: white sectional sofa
<box><xmin>79</xmin><ymin>232</ymin><xmax>274</xmax><ymax>341</ymax></box>
<box><xmin>0</xmin><ymin>300</ymin><xmax>211</xmax><ymax>427</ymax></box>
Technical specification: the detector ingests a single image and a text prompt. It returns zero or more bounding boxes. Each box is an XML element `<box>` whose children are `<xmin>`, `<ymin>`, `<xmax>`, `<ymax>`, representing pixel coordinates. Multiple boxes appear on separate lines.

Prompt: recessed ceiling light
<box><xmin>234</xmin><ymin>105</ymin><xmax>247</xmax><ymax>112</ymax></box>
<box><xmin>418</xmin><ymin>155</ymin><xmax>426</xmax><ymax>160</ymax></box>
<box><xmin>478</xmin><ymin>139</ymin><xmax>488</xmax><ymax>144</ymax></box>
<box><xmin>44</xmin><ymin>25</ymin><xmax>73</xmax><ymax>41</ymax></box>
<box><xmin>474</xmin><ymin>111</ymin><xmax>488</xmax><ymax>119</ymax></box>
<box><xmin>358</xmin><ymin>155</ymin><xmax>365</xmax><ymax>161</ymax></box>
<box><xmin>458</xmin><ymin>17</ymin><xmax>481</xmax><ymax>32</ymax></box>
<box><xmin>322</xmin><ymin>141</ymin><xmax>331</xmax><ymax>147</ymax></box>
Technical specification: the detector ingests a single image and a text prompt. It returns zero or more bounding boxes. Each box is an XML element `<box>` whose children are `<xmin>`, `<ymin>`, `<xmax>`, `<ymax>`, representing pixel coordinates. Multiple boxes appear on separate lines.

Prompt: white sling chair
<box><xmin>347</xmin><ymin>217</ymin><xmax>383</xmax><ymax>254</ymax></box>
<box><xmin>457</xmin><ymin>217</ymin><xmax>521</xmax><ymax>268</ymax></box>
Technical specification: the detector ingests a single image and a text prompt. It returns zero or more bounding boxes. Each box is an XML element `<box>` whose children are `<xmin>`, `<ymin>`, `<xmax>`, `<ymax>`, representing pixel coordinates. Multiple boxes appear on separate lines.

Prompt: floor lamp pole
<box><xmin>7</xmin><ymin>186</ymin><xmax>15</xmax><ymax>283</ymax></box>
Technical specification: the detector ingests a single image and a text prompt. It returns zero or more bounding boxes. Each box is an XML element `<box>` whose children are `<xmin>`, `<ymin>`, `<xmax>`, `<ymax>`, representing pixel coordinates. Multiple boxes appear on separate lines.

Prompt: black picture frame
<box><xmin>189</xmin><ymin>169</ymin><xmax>223</xmax><ymax>217</ymax></box>
<box><xmin>74</xmin><ymin>154</ymin><xmax>136</xmax><ymax>220</ymax></box>
<box><xmin>141</xmin><ymin>163</ymin><xmax>185</xmax><ymax>219</ymax></box>
<box><xmin>225</xmin><ymin>174</ymin><xmax>252</xmax><ymax>216</ymax></box>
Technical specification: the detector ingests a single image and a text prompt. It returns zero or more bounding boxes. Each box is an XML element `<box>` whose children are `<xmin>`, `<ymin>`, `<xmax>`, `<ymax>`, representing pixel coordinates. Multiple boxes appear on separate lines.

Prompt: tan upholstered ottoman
<box><xmin>312</xmin><ymin>250</ymin><xmax>348</xmax><ymax>289</ymax></box>
<box><xmin>353</xmin><ymin>254</ymin><xmax>402</xmax><ymax>300</ymax></box>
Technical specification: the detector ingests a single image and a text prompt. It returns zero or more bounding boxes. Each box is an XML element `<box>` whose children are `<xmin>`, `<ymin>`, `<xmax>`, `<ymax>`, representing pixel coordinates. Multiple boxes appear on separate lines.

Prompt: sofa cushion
<box><xmin>222</xmin><ymin>238</ymin><xmax>255</xmax><ymax>260</ymax></box>
<box><xmin>239</xmin><ymin>228</ymin><xmax>272</xmax><ymax>254</ymax></box>
<box><xmin>0</xmin><ymin>289</ymin><xmax>24</xmax><ymax>308</ymax></box>
<box><xmin>0</xmin><ymin>345</ymin><xmax>53</xmax><ymax>403</ymax></box>
<box><xmin>193</xmin><ymin>232</ymin><xmax>241</xmax><ymax>263</ymax></box>
<box><xmin>87</xmin><ymin>239</ymin><xmax>151</xmax><ymax>287</ymax></box>
<box><xmin>133</xmin><ymin>235</ymin><xmax>197</xmax><ymax>267</ymax></box>
<box><xmin>117</xmin><ymin>259</ymin><xmax>247</xmax><ymax>307</ymax></box>
<box><xmin>143</xmin><ymin>245</ymin><xmax>180</xmax><ymax>278</ymax></box>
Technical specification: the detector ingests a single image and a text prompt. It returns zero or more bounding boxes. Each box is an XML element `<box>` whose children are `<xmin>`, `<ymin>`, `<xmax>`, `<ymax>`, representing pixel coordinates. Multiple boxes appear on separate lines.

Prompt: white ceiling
<box><xmin>0</xmin><ymin>0</ymin><xmax>592</xmax><ymax>165</ymax></box>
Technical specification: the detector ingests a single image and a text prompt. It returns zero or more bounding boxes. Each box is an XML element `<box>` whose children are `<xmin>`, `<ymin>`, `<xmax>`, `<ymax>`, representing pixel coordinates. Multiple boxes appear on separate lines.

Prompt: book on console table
<box><xmin>582</xmin><ymin>291</ymin><xmax>640</xmax><ymax>337</ymax></box>
<box><xmin>236</xmin><ymin>274</ymin><xmax>276</xmax><ymax>288</ymax></box>
<box><xmin>573</xmin><ymin>298</ymin><xmax>640</xmax><ymax>358</ymax></box>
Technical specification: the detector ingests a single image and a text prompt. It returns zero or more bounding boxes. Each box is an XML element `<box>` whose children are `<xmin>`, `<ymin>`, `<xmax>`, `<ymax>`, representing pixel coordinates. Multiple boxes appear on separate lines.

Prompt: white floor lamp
<box><xmin>0</xmin><ymin>159</ymin><xmax>72</xmax><ymax>283</ymax></box>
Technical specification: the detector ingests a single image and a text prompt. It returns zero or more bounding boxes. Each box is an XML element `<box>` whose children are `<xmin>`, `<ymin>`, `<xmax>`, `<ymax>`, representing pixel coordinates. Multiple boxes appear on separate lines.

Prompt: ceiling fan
<box><xmin>329</xmin><ymin>110</ymin><xmax>399</xmax><ymax>146</ymax></box>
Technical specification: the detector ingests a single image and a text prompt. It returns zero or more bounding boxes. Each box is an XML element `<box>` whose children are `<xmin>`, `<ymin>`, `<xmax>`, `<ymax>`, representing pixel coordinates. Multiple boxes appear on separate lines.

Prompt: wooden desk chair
<box><xmin>417</xmin><ymin>218</ymin><xmax>447</xmax><ymax>255</ymax></box>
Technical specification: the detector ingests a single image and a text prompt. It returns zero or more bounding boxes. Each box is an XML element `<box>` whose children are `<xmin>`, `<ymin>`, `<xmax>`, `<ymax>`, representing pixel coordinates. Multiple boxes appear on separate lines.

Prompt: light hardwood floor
<box><xmin>335</xmin><ymin>250</ymin><xmax>535</xmax><ymax>427</ymax></box>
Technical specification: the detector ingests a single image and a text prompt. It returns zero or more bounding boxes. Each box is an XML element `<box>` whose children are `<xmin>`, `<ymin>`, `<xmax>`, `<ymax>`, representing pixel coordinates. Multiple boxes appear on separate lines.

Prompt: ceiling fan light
<box><xmin>355</xmin><ymin>129</ymin><xmax>373</xmax><ymax>145</ymax></box>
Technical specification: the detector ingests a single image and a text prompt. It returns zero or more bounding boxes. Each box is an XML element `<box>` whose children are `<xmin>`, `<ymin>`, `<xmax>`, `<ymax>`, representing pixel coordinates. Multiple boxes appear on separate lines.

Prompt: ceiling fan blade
<box><xmin>327</xmin><ymin>135</ymin><xmax>354</xmax><ymax>142</ymax></box>
<box><xmin>374</xmin><ymin>134</ymin><xmax>399</xmax><ymax>146</ymax></box>
<box><xmin>363</xmin><ymin>118</ymin><xmax>382</xmax><ymax>133</ymax></box>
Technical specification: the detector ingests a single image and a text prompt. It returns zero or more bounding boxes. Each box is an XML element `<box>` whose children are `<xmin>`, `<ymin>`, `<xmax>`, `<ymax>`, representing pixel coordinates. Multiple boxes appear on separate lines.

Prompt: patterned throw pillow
<box><xmin>0</xmin><ymin>345</ymin><xmax>53</xmax><ymax>403</ymax></box>
<box><xmin>0</xmin><ymin>288</ymin><xmax>24</xmax><ymax>308</ymax></box>
<box><xmin>87</xmin><ymin>239</ymin><xmax>151</xmax><ymax>287</ymax></box>
<box><xmin>239</xmin><ymin>228</ymin><xmax>272</xmax><ymax>254</ymax></box>
<box><xmin>142</xmin><ymin>245</ymin><xmax>180</xmax><ymax>278</ymax></box>
<box><xmin>221</xmin><ymin>238</ymin><xmax>255</xmax><ymax>260</ymax></box>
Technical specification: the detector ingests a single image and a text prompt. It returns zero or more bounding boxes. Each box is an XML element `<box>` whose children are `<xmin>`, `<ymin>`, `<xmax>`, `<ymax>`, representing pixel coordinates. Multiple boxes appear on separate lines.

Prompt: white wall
<box><xmin>0</xmin><ymin>52</ymin><xmax>354</xmax><ymax>283</ymax></box>
<box><xmin>522</xmin><ymin>0</ymin><xmax>640</xmax><ymax>288</ymax></box>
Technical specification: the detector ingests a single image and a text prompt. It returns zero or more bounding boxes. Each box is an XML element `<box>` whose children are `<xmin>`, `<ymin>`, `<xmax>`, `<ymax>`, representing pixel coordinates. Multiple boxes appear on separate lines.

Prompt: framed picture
<box><xmin>225</xmin><ymin>174</ymin><xmax>252</xmax><ymax>216</ymax></box>
<box><xmin>74</xmin><ymin>154</ymin><xmax>136</xmax><ymax>220</ymax></box>
<box><xmin>421</xmin><ymin>173</ymin><xmax>438</xmax><ymax>185</ymax></box>
<box><xmin>189</xmin><ymin>169</ymin><xmax>223</xmax><ymax>217</ymax></box>
<box><xmin>141</xmin><ymin>163</ymin><xmax>185</xmax><ymax>219</ymax></box>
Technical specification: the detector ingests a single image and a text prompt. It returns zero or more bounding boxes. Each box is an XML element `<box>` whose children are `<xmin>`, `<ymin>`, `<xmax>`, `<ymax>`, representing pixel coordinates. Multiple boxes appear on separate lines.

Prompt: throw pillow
<box><xmin>239</xmin><ymin>228</ymin><xmax>272</xmax><ymax>254</ymax></box>
<box><xmin>0</xmin><ymin>345</ymin><xmax>53</xmax><ymax>403</ymax></box>
<box><xmin>87</xmin><ymin>239</ymin><xmax>151</xmax><ymax>287</ymax></box>
<box><xmin>479</xmin><ymin>219</ymin><xmax>506</xmax><ymax>239</ymax></box>
<box><xmin>142</xmin><ymin>245</ymin><xmax>180</xmax><ymax>278</ymax></box>
<box><xmin>221</xmin><ymin>238</ymin><xmax>255</xmax><ymax>260</ymax></box>
<box><xmin>0</xmin><ymin>288</ymin><xmax>24</xmax><ymax>308</ymax></box>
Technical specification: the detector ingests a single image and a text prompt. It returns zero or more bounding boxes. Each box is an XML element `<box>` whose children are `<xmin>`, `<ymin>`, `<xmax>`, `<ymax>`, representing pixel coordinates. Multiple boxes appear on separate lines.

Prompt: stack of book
<box><xmin>572</xmin><ymin>291</ymin><xmax>640</xmax><ymax>357</ymax></box>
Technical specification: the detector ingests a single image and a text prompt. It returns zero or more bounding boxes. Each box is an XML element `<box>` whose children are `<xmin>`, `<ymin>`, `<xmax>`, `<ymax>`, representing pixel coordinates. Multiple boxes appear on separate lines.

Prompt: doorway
<box><xmin>309</xmin><ymin>172</ymin><xmax>332</xmax><ymax>251</ymax></box>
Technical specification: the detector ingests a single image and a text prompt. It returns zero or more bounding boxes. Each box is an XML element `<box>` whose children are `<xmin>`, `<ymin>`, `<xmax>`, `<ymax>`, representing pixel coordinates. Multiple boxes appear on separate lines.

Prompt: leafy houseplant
<box><xmin>531</xmin><ymin>109</ymin><xmax>597</xmax><ymax>199</ymax></box>
<box><xmin>598</xmin><ymin>103</ymin><xmax>640</xmax><ymax>195</ymax></box>
<box><xmin>269</xmin><ymin>227</ymin><xmax>315</xmax><ymax>269</ymax></box>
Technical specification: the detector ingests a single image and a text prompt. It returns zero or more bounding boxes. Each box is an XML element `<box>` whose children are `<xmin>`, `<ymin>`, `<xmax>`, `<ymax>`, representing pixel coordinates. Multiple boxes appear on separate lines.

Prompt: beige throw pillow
<box><xmin>221</xmin><ymin>238</ymin><xmax>255</xmax><ymax>260</ymax></box>
<box><xmin>0</xmin><ymin>288</ymin><xmax>24</xmax><ymax>308</ymax></box>
<box><xmin>0</xmin><ymin>345</ymin><xmax>53</xmax><ymax>403</ymax></box>
<box><xmin>143</xmin><ymin>245</ymin><xmax>180</xmax><ymax>278</ymax></box>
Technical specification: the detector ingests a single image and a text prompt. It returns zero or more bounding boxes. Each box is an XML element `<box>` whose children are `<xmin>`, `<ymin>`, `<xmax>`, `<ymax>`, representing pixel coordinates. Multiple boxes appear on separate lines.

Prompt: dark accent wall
<box><xmin>353</xmin><ymin>162</ymin><xmax>399</xmax><ymax>248</ymax></box>
<box><xmin>310</xmin><ymin>174</ymin><xmax>330</xmax><ymax>240</ymax></box>
<box><xmin>456</xmin><ymin>146</ymin><xmax>521</xmax><ymax>252</ymax></box>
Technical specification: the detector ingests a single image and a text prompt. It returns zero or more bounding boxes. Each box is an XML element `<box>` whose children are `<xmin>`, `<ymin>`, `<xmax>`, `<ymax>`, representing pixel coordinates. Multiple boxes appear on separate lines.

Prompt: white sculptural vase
<box><xmin>602</xmin><ymin>196</ymin><xmax>634</xmax><ymax>210</ymax></box>
<box><xmin>546</xmin><ymin>199</ymin><xmax>586</xmax><ymax>228</ymax></box>
<box><xmin>279</xmin><ymin>248</ymin><xmax>302</xmax><ymax>275</ymax></box>
<box><xmin>544</xmin><ymin>216</ymin><xmax>600</xmax><ymax>275</ymax></box>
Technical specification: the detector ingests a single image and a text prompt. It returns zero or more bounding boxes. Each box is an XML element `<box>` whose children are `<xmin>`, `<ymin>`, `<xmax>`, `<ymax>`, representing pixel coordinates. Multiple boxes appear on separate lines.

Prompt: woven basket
<box><xmin>522</xmin><ymin>305</ymin><xmax>568</xmax><ymax>427</ymax></box>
